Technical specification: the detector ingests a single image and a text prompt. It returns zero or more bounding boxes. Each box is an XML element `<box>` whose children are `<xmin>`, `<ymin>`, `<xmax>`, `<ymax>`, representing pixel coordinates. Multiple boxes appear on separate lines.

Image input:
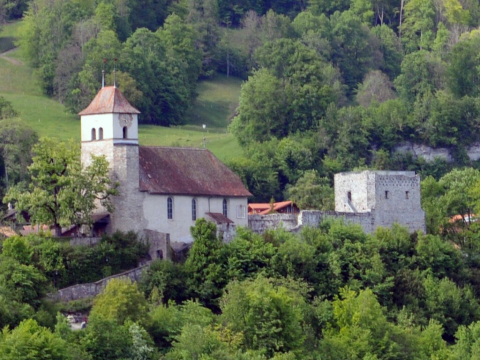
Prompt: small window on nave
<box><xmin>91</xmin><ymin>128</ymin><xmax>96</xmax><ymax>141</ymax></box>
<box><xmin>99</xmin><ymin>127</ymin><xmax>103</xmax><ymax>140</ymax></box>
<box><xmin>192</xmin><ymin>199</ymin><xmax>197</xmax><ymax>221</ymax></box>
<box><xmin>223</xmin><ymin>199</ymin><xmax>228</xmax><ymax>217</ymax></box>
<box><xmin>167</xmin><ymin>197</ymin><xmax>173</xmax><ymax>219</ymax></box>
<box><xmin>123</xmin><ymin>126</ymin><xmax>127</xmax><ymax>139</ymax></box>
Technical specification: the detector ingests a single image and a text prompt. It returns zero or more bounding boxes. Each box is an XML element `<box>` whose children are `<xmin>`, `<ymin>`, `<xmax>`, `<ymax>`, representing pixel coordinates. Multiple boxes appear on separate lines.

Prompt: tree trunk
<box><xmin>54</xmin><ymin>224</ymin><xmax>62</xmax><ymax>237</ymax></box>
<box><xmin>399</xmin><ymin>0</ymin><xmax>405</xmax><ymax>38</ymax></box>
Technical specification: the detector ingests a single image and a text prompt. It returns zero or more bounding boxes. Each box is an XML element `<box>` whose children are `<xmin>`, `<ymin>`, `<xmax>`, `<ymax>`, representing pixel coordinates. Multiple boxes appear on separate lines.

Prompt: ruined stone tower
<box><xmin>79</xmin><ymin>86</ymin><xmax>145</xmax><ymax>233</ymax></box>
<box><xmin>334</xmin><ymin>171</ymin><xmax>426</xmax><ymax>233</ymax></box>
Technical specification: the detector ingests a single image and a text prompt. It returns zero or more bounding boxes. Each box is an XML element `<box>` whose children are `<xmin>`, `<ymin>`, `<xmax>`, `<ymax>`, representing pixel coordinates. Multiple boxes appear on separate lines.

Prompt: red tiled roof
<box><xmin>248</xmin><ymin>201</ymin><xmax>294</xmax><ymax>215</ymax></box>
<box><xmin>205</xmin><ymin>212</ymin><xmax>234</xmax><ymax>224</ymax></box>
<box><xmin>139</xmin><ymin>147</ymin><xmax>252</xmax><ymax>197</ymax></box>
<box><xmin>248</xmin><ymin>204</ymin><xmax>271</xmax><ymax>210</ymax></box>
<box><xmin>78</xmin><ymin>86</ymin><xmax>140</xmax><ymax>116</ymax></box>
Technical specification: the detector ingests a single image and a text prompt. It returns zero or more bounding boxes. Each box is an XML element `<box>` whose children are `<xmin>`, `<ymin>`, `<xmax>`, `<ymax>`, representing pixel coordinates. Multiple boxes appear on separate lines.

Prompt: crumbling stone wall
<box><xmin>250</xmin><ymin>171</ymin><xmax>426</xmax><ymax>235</ymax></box>
<box><xmin>144</xmin><ymin>229</ymin><xmax>170</xmax><ymax>260</ymax></box>
<box><xmin>299</xmin><ymin>210</ymin><xmax>375</xmax><ymax>234</ymax></box>
<box><xmin>248</xmin><ymin>214</ymin><xmax>299</xmax><ymax>233</ymax></box>
<box><xmin>69</xmin><ymin>237</ymin><xmax>102</xmax><ymax>247</ymax></box>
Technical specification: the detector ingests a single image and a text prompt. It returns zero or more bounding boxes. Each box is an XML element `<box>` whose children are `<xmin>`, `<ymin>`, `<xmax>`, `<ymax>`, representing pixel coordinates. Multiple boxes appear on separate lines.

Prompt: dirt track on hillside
<box><xmin>0</xmin><ymin>47</ymin><xmax>23</xmax><ymax>65</ymax></box>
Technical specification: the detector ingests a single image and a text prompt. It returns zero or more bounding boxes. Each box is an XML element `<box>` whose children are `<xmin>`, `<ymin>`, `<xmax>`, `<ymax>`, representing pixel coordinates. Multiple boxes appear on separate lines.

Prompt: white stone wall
<box><xmin>142</xmin><ymin>194</ymin><xmax>248</xmax><ymax>243</ymax></box>
<box><xmin>81</xmin><ymin>113</ymin><xmax>138</xmax><ymax>144</ymax></box>
<box><xmin>335</xmin><ymin>172</ymin><xmax>371</xmax><ymax>212</ymax></box>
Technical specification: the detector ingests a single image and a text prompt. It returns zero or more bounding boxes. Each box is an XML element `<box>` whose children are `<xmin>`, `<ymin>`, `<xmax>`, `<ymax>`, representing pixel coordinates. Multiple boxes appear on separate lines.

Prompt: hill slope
<box><xmin>0</xmin><ymin>22</ymin><xmax>243</xmax><ymax>162</ymax></box>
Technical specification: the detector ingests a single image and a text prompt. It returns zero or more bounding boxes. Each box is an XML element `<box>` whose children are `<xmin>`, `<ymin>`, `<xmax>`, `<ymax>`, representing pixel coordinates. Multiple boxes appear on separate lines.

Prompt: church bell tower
<box><xmin>79</xmin><ymin>86</ymin><xmax>144</xmax><ymax>233</ymax></box>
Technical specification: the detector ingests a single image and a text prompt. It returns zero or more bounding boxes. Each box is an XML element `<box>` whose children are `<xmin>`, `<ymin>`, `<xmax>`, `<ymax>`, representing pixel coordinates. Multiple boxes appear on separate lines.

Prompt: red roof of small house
<box><xmin>248</xmin><ymin>201</ymin><xmax>295</xmax><ymax>215</ymax></box>
<box><xmin>139</xmin><ymin>146</ymin><xmax>252</xmax><ymax>197</ymax></box>
<box><xmin>449</xmin><ymin>214</ymin><xmax>477</xmax><ymax>223</ymax></box>
<box><xmin>78</xmin><ymin>86</ymin><xmax>140</xmax><ymax>116</ymax></box>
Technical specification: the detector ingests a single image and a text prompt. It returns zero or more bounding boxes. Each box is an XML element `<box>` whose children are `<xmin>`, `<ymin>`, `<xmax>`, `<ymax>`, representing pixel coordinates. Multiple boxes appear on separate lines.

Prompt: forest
<box><xmin>3</xmin><ymin>215</ymin><xmax>480</xmax><ymax>359</ymax></box>
<box><xmin>3</xmin><ymin>0</ymin><xmax>480</xmax><ymax>357</ymax></box>
<box><xmin>2</xmin><ymin>0</ymin><xmax>480</xmax><ymax>203</ymax></box>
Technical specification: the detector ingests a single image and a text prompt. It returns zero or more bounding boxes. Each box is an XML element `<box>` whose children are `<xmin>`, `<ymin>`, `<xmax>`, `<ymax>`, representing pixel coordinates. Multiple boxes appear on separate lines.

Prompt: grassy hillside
<box><xmin>187</xmin><ymin>74</ymin><xmax>243</xmax><ymax>128</ymax></box>
<box><xmin>0</xmin><ymin>22</ymin><xmax>243</xmax><ymax>163</ymax></box>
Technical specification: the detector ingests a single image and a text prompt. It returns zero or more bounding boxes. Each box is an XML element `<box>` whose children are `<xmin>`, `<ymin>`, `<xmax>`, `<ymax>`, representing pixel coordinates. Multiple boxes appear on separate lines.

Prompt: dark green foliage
<box><xmin>81</xmin><ymin>317</ymin><xmax>133</xmax><ymax>360</ymax></box>
<box><xmin>139</xmin><ymin>259</ymin><xmax>189</xmax><ymax>303</ymax></box>
<box><xmin>447</xmin><ymin>34</ymin><xmax>480</xmax><ymax>98</ymax></box>
<box><xmin>0</xmin><ymin>96</ymin><xmax>18</xmax><ymax>119</ymax></box>
<box><xmin>1</xmin><ymin>232</ymin><xmax>148</xmax><ymax>289</ymax></box>
<box><xmin>57</xmin><ymin>231</ymin><xmax>149</xmax><ymax>287</ymax></box>
<box><xmin>0</xmin><ymin>319</ymin><xmax>70</xmax><ymax>360</ymax></box>
<box><xmin>185</xmin><ymin>218</ymin><xmax>226</xmax><ymax>306</ymax></box>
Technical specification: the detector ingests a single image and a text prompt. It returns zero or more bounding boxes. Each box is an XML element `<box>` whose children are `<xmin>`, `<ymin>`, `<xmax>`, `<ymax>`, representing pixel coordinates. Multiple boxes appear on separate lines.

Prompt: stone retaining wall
<box><xmin>51</xmin><ymin>263</ymin><xmax>149</xmax><ymax>302</ymax></box>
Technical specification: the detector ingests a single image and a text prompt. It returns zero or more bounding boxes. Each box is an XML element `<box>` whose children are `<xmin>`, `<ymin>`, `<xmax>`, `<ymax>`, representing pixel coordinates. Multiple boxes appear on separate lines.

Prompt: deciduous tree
<box><xmin>4</xmin><ymin>138</ymin><xmax>118</xmax><ymax>236</ymax></box>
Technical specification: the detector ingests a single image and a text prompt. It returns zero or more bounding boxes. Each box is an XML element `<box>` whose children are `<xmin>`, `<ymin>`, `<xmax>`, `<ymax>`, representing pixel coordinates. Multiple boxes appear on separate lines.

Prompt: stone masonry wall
<box><xmin>373</xmin><ymin>173</ymin><xmax>426</xmax><ymax>233</ymax></box>
<box><xmin>51</xmin><ymin>264</ymin><xmax>149</xmax><ymax>302</ymax></box>
<box><xmin>111</xmin><ymin>144</ymin><xmax>146</xmax><ymax>234</ymax></box>
<box><xmin>250</xmin><ymin>170</ymin><xmax>426</xmax><ymax>235</ymax></box>
<box><xmin>299</xmin><ymin>210</ymin><xmax>375</xmax><ymax>234</ymax></box>
<box><xmin>248</xmin><ymin>214</ymin><xmax>298</xmax><ymax>233</ymax></box>
<box><xmin>334</xmin><ymin>172</ymin><xmax>370</xmax><ymax>212</ymax></box>
<box><xmin>69</xmin><ymin>237</ymin><xmax>102</xmax><ymax>247</ymax></box>
<box><xmin>144</xmin><ymin>229</ymin><xmax>170</xmax><ymax>260</ymax></box>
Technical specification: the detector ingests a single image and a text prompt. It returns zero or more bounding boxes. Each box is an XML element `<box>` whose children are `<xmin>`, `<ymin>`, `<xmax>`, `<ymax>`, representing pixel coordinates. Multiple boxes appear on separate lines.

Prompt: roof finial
<box><xmin>114</xmin><ymin>58</ymin><xmax>118</xmax><ymax>88</ymax></box>
<box><xmin>102</xmin><ymin>59</ymin><xmax>107</xmax><ymax>88</ymax></box>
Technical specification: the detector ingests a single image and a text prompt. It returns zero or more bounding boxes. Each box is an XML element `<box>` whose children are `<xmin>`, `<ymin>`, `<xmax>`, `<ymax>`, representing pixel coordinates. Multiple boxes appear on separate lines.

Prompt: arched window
<box><xmin>167</xmin><ymin>197</ymin><xmax>173</xmax><ymax>219</ymax></box>
<box><xmin>91</xmin><ymin>128</ymin><xmax>96</xmax><ymax>141</ymax></box>
<box><xmin>99</xmin><ymin>127</ymin><xmax>103</xmax><ymax>140</ymax></box>
<box><xmin>223</xmin><ymin>199</ymin><xmax>228</xmax><ymax>217</ymax></box>
<box><xmin>192</xmin><ymin>199</ymin><xmax>197</xmax><ymax>221</ymax></box>
<box><xmin>122</xmin><ymin>126</ymin><xmax>127</xmax><ymax>139</ymax></box>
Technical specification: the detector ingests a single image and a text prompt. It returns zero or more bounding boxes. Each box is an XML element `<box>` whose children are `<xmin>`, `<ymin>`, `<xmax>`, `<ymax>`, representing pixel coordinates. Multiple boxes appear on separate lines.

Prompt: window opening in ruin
<box><xmin>385</xmin><ymin>191</ymin><xmax>389</xmax><ymax>199</ymax></box>
<box><xmin>192</xmin><ymin>199</ymin><xmax>197</xmax><ymax>221</ymax></box>
<box><xmin>91</xmin><ymin>128</ymin><xmax>96</xmax><ymax>141</ymax></box>
<box><xmin>123</xmin><ymin>126</ymin><xmax>128</xmax><ymax>139</ymax></box>
<box><xmin>347</xmin><ymin>191</ymin><xmax>352</xmax><ymax>201</ymax></box>
<box><xmin>99</xmin><ymin>127</ymin><xmax>103</xmax><ymax>140</ymax></box>
<box><xmin>406</xmin><ymin>191</ymin><xmax>409</xmax><ymax>199</ymax></box>
<box><xmin>223</xmin><ymin>199</ymin><xmax>228</xmax><ymax>217</ymax></box>
<box><xmin>167</xmin><ymin>197</ymin><xmax>173</xmax><ymax>219</ymax></box>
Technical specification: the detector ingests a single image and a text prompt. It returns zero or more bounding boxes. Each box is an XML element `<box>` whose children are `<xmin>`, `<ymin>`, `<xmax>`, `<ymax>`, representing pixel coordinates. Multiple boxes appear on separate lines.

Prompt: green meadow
<box><xmin>0</xmin><ymin>22</ymin><xmax>244</xmax><ymax>163</ymax></box>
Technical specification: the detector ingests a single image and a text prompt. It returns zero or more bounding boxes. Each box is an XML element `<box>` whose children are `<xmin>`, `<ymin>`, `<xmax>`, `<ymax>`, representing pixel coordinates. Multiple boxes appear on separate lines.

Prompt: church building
<box><xmin>79</xmin><ymin>85</ymin><xmax>251</xmax><ymax>253</ymax></box>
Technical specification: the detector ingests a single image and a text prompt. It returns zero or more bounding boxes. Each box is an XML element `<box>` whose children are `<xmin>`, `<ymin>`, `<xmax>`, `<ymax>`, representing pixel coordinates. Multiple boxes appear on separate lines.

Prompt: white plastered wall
<box><xmin>142</xmin><ymin>194</ymin><xmax>248</xmax><ymax>243</ymax></box>
<box><xmin>81</xmin><ymin>113</ymin><xmax>138</xmax><ymax>144</ymax></box>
